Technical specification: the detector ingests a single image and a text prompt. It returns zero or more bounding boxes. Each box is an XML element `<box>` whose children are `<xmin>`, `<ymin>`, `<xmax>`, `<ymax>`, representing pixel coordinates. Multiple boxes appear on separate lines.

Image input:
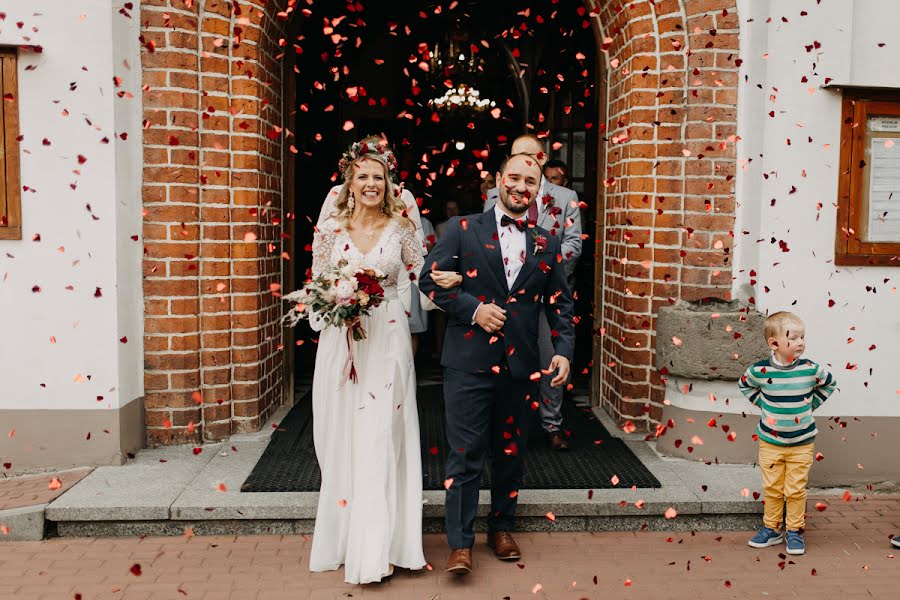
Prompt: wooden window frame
<box><xmin>835</xmin><ymin>89</ymin><xmax>900</xmax><ymax>266</ymax></box>
<box><xmin>0</xmin><ymin>47</ymin><xmax>21</xmax><ymax>240</ymax></box>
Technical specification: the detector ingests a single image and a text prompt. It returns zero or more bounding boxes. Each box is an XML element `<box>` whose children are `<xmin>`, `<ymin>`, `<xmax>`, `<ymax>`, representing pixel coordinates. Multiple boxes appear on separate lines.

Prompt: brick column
<box><xmin>592</xmin><ymin>0</ymin><xmax>739</xmax><ymax>431</ymax></box>
<box><xmin>140</xmin><ymin>0</ymin><xmax>290</xmax><ymax>445</ymax></box>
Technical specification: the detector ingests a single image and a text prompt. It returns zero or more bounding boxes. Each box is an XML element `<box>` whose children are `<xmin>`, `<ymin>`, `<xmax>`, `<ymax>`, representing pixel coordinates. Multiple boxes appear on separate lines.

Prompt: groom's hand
<box><xmin>474</xmin><ymin>303</ymin><xmax>507</xmax><ymax>333</ymax></box>
<box><xmin>547</xmin><ymin>355</ymin><xmax>571</xmax><ymax>387</ymax></box>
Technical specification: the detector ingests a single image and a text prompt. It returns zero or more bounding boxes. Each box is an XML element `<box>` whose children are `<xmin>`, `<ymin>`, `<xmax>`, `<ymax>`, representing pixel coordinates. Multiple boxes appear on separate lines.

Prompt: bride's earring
<box><xmin>348</xmin><ymin>191</ymin><xmax>355</xmax><ymax>212</ymax></box>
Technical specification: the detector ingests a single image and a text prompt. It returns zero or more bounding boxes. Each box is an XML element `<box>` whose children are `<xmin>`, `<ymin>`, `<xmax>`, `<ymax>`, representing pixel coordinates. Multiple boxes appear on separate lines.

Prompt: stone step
<box><xmin>45</xmin><ymin>405</ymin><xmax>766</xmax><ymax>538</ymax></box>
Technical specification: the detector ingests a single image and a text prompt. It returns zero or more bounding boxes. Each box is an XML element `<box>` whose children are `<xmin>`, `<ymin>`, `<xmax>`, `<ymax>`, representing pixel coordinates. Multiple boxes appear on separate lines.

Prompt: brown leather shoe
<box><xmin>445</xmin><ymin>548</ymin><xmax>472</xmax><ymax>574</ymax></box>
<box><xmin>547</xmin><ymin>431</ymin><xmax>570</xmax><ymax>451</ymax></box>
<box><xmin>487</xmin><ymin>530</ymin><xmax>522</xmax><ymax>560</ymax></box>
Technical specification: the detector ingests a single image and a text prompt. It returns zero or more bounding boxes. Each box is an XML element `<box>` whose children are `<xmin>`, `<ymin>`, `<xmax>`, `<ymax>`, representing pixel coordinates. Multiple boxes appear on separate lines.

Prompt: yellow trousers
<box><xmin>758</xmin><ymin>440</ymin><xmax>814</xmax><ymax>531</ymax></box>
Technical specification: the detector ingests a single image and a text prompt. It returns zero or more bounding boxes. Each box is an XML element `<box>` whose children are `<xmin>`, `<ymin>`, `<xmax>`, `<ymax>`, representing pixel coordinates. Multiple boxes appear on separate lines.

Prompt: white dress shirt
<box><xmin>494</xmin><ymin>204</ymin><xmax>527</xmax><ymax>289</ymax></box>
<box><xmin>471</xmin><ymin>204</ymin><xmax>528</xmax><ymax>324</ymax></box>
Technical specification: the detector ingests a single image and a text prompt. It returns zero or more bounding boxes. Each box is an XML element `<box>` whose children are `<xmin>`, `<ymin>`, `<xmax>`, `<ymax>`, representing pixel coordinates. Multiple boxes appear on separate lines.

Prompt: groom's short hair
<box><xmin>498</xmin><ymin>152</ymin><xmax>543</xmax><ymax>178</ymax></box>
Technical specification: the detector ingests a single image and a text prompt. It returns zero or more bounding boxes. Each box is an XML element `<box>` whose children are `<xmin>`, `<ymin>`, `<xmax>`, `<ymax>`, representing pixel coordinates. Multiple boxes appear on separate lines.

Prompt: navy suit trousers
<box><xmin>443</xmin><ymin>365</ymin><xmax>537</xmax><ymax>549</ymax></box>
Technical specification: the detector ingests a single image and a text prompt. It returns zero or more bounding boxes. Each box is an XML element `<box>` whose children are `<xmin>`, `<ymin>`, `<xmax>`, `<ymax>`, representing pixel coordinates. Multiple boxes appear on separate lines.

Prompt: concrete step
<box><xmin>44</xmin><ymin>405</ymin><xmax>770</xmax><ymax>537</ymax></box>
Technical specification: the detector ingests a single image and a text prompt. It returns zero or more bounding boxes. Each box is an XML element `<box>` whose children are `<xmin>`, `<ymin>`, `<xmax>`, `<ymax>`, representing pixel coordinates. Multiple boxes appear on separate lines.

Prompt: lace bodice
<box><xmin>312</xmin><ymin>218</ymin><xmax>425</xmax><ymax>295</ymax></box>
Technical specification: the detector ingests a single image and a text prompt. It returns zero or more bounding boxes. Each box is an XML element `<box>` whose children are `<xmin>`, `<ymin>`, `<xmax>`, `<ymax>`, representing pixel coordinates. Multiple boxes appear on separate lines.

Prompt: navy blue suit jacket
<box><xmin>418</xmin><ymin>210</ymin><xmax>576</xmax><ymax>379</ymax></box>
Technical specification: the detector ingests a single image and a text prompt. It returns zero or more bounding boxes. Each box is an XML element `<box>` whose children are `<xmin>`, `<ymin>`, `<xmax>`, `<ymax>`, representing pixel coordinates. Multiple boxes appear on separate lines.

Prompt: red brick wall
<box><xmin>140</xmin><ymin>0</ymin><xmax>290</xmax><ymax>445</ymax></box>
<box><xmin>593</xmin><ymin>0</ymin><xmax>739</xmax><ymax>430</ymax></box>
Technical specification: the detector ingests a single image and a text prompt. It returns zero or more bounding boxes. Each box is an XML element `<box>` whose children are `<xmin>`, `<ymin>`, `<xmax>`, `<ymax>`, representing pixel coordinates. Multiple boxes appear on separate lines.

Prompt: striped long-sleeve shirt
<box><xmin>738</xmin><ymin>357</ymin><xmax>837</xmax><ymax>447</ymax></box>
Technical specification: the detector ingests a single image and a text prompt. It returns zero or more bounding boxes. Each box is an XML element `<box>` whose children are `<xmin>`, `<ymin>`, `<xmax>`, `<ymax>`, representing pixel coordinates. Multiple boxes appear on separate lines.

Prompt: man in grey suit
<box><xmin>484</xmin><ymin>134</ymin><xmax>582</xmax><ymax>451</ymax></box>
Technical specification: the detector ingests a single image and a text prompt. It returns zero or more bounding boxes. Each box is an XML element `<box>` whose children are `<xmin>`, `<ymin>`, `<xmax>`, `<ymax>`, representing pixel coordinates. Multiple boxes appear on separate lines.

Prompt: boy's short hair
<box><xmin>764</xmin><ymin>311</ymin><xmax>805</xmax><ymax>340</ymax></box>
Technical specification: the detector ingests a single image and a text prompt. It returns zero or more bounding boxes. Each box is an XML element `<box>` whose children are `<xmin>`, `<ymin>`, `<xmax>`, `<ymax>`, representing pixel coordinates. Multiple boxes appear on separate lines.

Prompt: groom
<box><xmin>419</xmin><ymin>153</ymin><xmax>576</xmax><ymax>574</ymax></box>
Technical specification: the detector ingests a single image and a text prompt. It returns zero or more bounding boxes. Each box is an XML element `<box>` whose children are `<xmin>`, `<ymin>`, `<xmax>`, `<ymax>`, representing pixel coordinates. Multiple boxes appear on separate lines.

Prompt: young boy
<box><xmin>739</xmin><ymin>311</ymin><xmax>837</xmax><ymax>555</ymax></box>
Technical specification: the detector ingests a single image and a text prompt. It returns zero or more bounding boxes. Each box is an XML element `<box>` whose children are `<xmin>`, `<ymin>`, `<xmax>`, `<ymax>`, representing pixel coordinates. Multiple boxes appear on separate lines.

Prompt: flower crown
<box><xmin>338</xmin><ymin>139</ymin><xmax>399</xmax><ymax>179</ymax></box>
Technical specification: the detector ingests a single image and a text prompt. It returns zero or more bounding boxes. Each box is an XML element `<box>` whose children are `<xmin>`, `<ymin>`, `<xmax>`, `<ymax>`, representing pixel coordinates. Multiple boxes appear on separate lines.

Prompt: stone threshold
<box><xmin>37</xmin><ymin>400</ymin><xmax>785</xmax><ymax>538</ymax></box>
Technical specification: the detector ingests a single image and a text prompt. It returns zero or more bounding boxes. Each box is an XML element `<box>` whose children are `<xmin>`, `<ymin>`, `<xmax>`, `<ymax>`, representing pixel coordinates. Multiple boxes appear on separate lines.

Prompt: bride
<box><xmin>307</xmin><ymin>138</ymin><xmax>427</xmax><ymax>584</ymax></box>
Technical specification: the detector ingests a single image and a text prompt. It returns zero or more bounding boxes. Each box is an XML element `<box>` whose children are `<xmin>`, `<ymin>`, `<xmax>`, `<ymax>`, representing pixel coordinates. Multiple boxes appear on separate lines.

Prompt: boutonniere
<box><xmin>532</xmin><ymin>231</ymin><xmax>548</xmax><ymax>255</ymax></box>
<box><xmin>541</xmin><ymin>193</ymin><xmax>554</xmax><ymax>208</ymax></box>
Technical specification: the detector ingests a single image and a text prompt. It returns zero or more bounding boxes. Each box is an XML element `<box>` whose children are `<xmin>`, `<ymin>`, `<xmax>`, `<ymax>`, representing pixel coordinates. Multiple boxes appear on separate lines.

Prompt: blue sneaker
<box><xmin>748</xmin><ymin>527</ymin><xmax>784</xmax><ymax>548</ymax></box>
<box><xmin>786</xmin><ymin>530</ymin><xmax>805</xmax><ymax>555</ymax></box>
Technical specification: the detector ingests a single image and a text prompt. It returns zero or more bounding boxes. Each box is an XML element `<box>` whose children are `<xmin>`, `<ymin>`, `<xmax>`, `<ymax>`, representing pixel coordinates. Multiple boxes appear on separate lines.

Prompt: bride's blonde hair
<box><xmin>330</xmin><ymin>135</ymin><xmax>411</xmax><ymax>229</ymax></box>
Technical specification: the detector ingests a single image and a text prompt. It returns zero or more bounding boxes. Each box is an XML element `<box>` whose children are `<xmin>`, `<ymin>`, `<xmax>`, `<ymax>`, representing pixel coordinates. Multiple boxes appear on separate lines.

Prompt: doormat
<box><xmin>241</xmin><ymin>384</ymin><xmax>661</xmax><ymax>491</ymax></box>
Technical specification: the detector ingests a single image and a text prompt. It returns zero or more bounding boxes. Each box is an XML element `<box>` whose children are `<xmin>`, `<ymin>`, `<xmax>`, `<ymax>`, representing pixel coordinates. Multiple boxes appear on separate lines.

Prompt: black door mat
<box><xmin>241</xmin><ymin>383</ymin><xmax>661</xmax><ymax>492</ymax></box>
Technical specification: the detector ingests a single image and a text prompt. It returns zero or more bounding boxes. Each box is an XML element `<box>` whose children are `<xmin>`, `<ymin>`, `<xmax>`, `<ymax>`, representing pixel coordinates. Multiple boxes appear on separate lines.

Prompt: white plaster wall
<box><xmin>730</xmin><ymin>0</ymin><xmax>768</xmax><ymax>300</ymax></box>
<box><xmin>849</xmin><ymin>0</ymin><xmax>900</xmax><ymax>88</ymax></box>
<box><xmin>0</xmin><ymin>0</ymin><xmax>143</xmax><ymax>411</ymax></box>
<box><xmin>112</xmin><ymin>1</ymin><xmax>145</xmax><ymax>413</ymax></box>
<box><xmin>724</xmin><ymin>0</ymin><xmax>900</xmax><ymax>418</ymax></box>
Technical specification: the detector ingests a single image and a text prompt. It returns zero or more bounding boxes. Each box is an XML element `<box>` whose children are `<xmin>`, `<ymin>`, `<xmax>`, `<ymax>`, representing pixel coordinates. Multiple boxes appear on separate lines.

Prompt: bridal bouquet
<box><xmin>283</xmin><ymin>259</ymin><xmax>387</xmax><ymax>383</ymax></box>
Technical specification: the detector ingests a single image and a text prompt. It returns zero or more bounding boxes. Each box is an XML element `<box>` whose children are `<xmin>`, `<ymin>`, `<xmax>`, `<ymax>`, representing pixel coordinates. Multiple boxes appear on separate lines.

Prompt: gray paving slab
<box><xmin>644</xmin><ymin>442</ymin><xmax>765</xmax><ymax>514</ymax></box>
<box><xmin>0</xmin><ymin>504</ymin><xmax>46</xmax><ymax>541</ymax></box>
<box><xmin>181</xmin><ymin>440</ymin><xmax>270</xmax><ymax>490</ymax></box>
<box><xmin>45</xmin><ymin>443</ymin><xmax>223</xmax><ymax>521</ymax></box>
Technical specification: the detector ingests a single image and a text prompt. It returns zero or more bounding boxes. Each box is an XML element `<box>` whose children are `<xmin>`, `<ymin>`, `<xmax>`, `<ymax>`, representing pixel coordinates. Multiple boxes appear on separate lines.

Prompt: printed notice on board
<box><xmin>870</xmin><ymin>118</ymin><xmax>900</xmax><ymax>133</ymax></box>
<box><xmin>867</xmin><ymin>138</ymin><xmax>900</xmax><ymax>242</ymax></box>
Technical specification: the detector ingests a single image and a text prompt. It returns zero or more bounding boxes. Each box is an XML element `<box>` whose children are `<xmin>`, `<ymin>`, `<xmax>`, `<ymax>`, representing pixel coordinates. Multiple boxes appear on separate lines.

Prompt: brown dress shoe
<box><xmin>547</xmin><ymin>431</ymin><xmax>570</xmax><ymax>451</ymax></box>
<box><xmin>487</xmin><ymin>530</ymin><xmax>522</xmax><ymax>560</ymax></box>
<box><xmin>445</xmin><ymin>548</ymin><xmax>472</xmax><ymax>574</ymax></box>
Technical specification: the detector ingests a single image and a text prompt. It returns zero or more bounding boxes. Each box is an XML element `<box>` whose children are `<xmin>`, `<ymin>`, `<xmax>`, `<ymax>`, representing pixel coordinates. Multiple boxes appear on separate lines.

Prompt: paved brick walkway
<box><xmin>0</xmin><ymin>495</ymin><xmax>896</xmax><ymax>599</ymax></box>
<box><xmin>0</xmin><ymin>469</ymin><xmax>90</xmax><ymax>511</ymax></box>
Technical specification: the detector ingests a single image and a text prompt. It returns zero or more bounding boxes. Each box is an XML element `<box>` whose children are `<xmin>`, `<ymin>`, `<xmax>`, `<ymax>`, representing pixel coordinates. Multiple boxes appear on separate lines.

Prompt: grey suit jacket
<box><xmin>484</xmin><ymin>179</ymin><xmax>582</xmax><ymax>280</ymax></box>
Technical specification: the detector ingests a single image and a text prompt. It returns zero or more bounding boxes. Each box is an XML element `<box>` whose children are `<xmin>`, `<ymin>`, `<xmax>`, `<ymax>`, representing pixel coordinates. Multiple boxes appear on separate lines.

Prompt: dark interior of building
<box><xmin>287</xmin><ymin>0</ymin><xmax>600</xmax><ymax>385</ymax></box>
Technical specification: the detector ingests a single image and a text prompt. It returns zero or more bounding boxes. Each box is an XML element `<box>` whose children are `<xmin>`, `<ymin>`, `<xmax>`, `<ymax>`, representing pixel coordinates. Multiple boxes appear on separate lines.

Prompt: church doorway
<box><xmin>286</xmin><ymin>0</ymin><xmax>603</xmax><ymax>397</ymax></box>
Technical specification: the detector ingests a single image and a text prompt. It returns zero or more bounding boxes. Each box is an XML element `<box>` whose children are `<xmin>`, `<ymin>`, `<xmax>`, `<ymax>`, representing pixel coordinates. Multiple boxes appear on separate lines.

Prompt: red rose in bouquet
<box><xmin>355</xmin><ymin>271</ymin><xmax>385</xmax><ymax>299</ymax></box>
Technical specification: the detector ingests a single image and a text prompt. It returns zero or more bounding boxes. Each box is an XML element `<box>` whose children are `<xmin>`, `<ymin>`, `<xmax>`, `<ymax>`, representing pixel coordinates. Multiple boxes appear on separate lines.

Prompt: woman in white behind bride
<box><xmin>306</xmin><ymin>138</ymin><xmax>426</xmax><ymax>584</ymax></box>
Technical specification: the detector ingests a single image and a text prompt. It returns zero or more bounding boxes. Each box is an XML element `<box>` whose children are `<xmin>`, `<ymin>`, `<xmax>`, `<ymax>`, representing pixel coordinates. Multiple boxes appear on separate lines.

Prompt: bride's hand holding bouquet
<box><xmin>283</xmin><ymin>259</ymin><xmax>387</xmax><ymax>383</ymax></box>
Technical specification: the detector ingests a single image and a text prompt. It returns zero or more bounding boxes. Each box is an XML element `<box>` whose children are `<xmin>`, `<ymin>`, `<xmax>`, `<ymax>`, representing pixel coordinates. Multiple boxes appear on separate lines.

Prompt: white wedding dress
<box><xmin>308</xmin><ymin>216</ymin><xmax>427</xmax><ymax>584</ymax></box>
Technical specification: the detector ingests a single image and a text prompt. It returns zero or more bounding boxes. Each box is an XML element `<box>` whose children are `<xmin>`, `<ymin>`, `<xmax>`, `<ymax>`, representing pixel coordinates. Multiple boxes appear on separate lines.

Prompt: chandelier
<box><xmin>430</xmin><ymin>84</ymin><xmax>496</xmax><ymax>111</ymax></box>
<box><xmin>426</xmin><ymin>29</ymin><xmax>495</xmax><ymax>113</ymax></box>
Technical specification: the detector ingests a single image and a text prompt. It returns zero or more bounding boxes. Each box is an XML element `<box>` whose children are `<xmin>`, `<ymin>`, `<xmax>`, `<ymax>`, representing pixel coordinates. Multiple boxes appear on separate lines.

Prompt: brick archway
<box><xmin>138</xmin><ymin>0</ymin><xmax>739</xmax><ymax>445</ymax></box>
